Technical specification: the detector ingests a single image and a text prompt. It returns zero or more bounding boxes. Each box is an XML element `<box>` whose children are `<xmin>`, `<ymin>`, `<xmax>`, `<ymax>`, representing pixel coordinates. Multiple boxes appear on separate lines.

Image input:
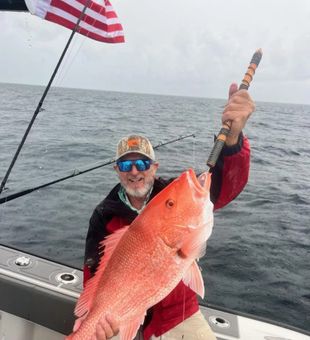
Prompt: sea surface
<box><xmin>0</xmin><ymin>82</ymin><xmax>309</xmax><ymax>333</ymax></box>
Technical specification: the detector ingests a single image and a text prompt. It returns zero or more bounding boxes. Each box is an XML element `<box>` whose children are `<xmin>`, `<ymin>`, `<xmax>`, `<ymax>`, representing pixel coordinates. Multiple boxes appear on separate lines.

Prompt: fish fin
<box><xmin>182</xmin><ymin>261</ymin><xmax>205</xmax><ymax>298</ymax></box>
<box><xmin>72</xmin><ymin>312</ymin><xmax>88</xmax><ymax>332</ymax></box>
<box><xmin>74</xmin><ymin>226</ymin><xmax>130</xmax><ymax>318</ymax></box>
<box><xmin>119</xmin><ymin>315</ymin><xmax>145</xmax><ymax>340</ymax></box>
<box><xmin>179</xmin><ymin>237</ymin><xmax>207</xmax><ymax>260</ymax></box>
<box><xmin>180</xmin><ymin>217</ymin><xmax>213</xmax><ymax>259</ymax></box>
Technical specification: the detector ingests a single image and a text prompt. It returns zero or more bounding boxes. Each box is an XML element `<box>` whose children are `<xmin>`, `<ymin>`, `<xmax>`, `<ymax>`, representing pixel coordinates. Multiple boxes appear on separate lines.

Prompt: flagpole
<box><xmin>0</xmin><ymin>0</ymin><xmax>92</xmax><ymax>195</ymax></box>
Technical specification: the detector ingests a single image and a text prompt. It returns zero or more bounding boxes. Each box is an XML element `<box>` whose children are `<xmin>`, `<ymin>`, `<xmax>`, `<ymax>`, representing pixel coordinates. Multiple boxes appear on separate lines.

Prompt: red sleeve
<box><xmin>213</xmin><ymin>135</ymin><xmax>250</xmax><ymax>210</ymax></box>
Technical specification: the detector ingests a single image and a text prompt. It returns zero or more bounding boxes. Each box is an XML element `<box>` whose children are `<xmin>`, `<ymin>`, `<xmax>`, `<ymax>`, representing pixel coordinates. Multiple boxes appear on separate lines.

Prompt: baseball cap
<box><xmin>116</xmin><ymin>135</ymin><xmax>156</xmax><ymax>161</ymax></box>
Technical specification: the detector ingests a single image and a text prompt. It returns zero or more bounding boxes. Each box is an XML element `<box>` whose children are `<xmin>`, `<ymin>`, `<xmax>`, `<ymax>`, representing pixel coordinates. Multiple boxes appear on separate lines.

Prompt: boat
<box><xmin>1</xmin><ymin>243</ymin><xmax>309</xmax><ymax>340</ymax></box>
<box><xmin>0</xmin><ymin>2</ymin><xmax>309</xmax><ymax>340</ymax></box>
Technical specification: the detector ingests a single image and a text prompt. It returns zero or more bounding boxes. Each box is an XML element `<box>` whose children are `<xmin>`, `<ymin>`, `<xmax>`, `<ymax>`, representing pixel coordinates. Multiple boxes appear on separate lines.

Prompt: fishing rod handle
<box><xmin>207</xmin><ymin>49</ymin><xmax>262</xmax><ymax>168</ymax></box>
<box><xmin>206</xmin><ymin>122</ymin><xmax>231</xmax><ymax>169</ymax></box>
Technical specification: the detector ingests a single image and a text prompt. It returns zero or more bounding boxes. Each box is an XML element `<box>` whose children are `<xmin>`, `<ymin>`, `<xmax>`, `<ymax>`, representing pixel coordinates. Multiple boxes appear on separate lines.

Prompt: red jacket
<box><xmin>83</xmin><ymin>135</ymin><xmax>250</xmax><ymax>339</ymax></box>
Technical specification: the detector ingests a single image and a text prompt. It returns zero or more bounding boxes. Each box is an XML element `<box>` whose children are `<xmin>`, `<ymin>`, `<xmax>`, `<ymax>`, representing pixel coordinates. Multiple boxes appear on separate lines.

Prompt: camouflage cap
<box><xmin>116</xmin><ymin>135</ymin><xmax>156</xmax><ymax>161</ymax></box>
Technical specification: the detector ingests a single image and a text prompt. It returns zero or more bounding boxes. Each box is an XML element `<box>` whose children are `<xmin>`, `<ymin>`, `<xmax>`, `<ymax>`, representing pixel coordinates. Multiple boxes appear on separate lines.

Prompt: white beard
<box><xmin>121</xmin><ymin>177</ymin><xmax>154</xmax><ymax>198</ymax></box>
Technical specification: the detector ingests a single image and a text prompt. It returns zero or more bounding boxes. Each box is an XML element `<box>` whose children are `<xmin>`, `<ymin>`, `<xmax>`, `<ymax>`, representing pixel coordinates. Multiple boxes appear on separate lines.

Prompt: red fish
<box><xmin>66</xmin><ymin>169</ymin><xmax>213</xmax><ymax>340</ymax></box>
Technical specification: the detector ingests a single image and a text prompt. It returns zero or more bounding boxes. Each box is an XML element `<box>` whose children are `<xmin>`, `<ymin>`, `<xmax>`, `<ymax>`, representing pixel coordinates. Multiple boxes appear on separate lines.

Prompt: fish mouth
<box><xmin>187</xmin><ymin>168</ymin><xmax>211</xmax><ymax>194</ymax></box>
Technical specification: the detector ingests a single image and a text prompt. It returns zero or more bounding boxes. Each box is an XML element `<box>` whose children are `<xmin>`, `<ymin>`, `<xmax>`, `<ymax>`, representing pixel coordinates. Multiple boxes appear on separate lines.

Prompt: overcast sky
<box><xmin>1</xmin><ymin>0</ymin><xmax>310</xmax><ymax>104</ymax></box>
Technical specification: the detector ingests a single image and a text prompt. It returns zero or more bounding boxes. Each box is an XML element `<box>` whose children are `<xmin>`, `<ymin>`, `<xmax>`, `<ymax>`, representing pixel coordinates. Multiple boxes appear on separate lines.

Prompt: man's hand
<box><xmin>222</xmin><ymin>82</ymin><xmax>255</xmax><ymax>146</ymax></box>
<box><xmin>93</xmin><ymin>314</ymin><xmax>119</xmax><ymax>340</ymax></box>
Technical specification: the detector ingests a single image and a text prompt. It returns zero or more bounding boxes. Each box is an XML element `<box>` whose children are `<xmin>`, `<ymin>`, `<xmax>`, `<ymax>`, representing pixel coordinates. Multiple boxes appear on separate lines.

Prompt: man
<box><xmin>83</xmin><ymin>83</ymin><xmax>254</xmax><ymax>339</ymax></box>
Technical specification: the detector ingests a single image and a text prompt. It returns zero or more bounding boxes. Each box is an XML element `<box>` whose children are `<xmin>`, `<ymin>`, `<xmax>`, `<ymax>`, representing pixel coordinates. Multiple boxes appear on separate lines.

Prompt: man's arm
<box><xmin>210</xmin><ymin>83</ymin><xmax>254</xmax><ymax>210</ymax></box>
<box><xmin>210</xmin><ymin>133</ymin><xmax>250</xmax><ymax>210</ymax></box>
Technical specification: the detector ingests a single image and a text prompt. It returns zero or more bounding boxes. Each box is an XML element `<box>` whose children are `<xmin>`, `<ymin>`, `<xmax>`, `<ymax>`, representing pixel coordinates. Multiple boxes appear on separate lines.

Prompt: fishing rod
<box><xmin>0</xmin><ymin>0</ymin><xmax>92</xmax><ymax>195</ymax></box>
<box><xmin>206</xmin><ymin>48</ymin><xmax>263</xmax><ymax>168</ymax></box>
<box><xmin>0</xmin><ymin>133</ymin><xmax>195</xmax><ymax>205</ymax></box>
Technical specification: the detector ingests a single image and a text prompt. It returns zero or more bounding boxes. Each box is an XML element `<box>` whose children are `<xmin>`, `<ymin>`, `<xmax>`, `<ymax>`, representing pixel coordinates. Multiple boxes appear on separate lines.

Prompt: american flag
<box><xmin>25</xmin><ymin>0</ymin><xmax>125</xmax><ymax>43</ymax></box>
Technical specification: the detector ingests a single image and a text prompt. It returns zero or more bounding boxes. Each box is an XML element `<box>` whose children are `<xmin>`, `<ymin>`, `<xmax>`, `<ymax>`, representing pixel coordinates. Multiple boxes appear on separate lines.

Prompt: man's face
<box><xmin>114</xmin><ymin>153</ymin><xmax>159</xmax><ymax>198</ymax></box>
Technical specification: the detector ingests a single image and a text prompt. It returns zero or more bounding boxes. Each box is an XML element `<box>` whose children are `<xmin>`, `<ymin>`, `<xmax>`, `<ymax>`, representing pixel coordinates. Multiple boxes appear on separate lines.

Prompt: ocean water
<box><xmin>0</xmin><ymin>82</ymin><xmax>309</xmax><ymax>332</ymax></box>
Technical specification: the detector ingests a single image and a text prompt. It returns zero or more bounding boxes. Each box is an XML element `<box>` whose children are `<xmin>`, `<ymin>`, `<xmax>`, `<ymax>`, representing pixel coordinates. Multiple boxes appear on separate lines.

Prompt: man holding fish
<box><xmin>71</xmin><ymin>83</ymin><xmax>254</xmax><ymax>340</ymax></box>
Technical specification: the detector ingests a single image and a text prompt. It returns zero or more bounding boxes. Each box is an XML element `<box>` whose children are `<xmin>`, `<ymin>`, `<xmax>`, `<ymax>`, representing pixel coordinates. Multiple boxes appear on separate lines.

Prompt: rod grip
<box><xmin>207</xmin><ymin>122</ymin><xmax>231</xmax><ymax>168</ymax></box>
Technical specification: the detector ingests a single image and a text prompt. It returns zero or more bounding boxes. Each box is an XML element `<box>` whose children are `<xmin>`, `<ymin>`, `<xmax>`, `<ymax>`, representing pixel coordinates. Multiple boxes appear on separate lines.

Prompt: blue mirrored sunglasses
<box><xmin>116</xmin><ymin>159</ymin><xmax>153</xmax><ymax>172</ymax></box>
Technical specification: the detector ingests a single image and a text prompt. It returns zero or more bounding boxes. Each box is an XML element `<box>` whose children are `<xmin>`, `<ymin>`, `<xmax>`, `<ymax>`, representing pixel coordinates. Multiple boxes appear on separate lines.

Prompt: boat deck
<box><xmin>0</xmin><ymin>244</ymin><xmax>309</xmax><ymax>340</ymax></box>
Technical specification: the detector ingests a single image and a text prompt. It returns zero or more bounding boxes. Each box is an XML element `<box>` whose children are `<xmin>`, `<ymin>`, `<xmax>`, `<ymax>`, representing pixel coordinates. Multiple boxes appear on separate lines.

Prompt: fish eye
<box><xmin>166</xmin><ymin>199</ymin><xmax>175</xmax><ymax>208</ymax></box>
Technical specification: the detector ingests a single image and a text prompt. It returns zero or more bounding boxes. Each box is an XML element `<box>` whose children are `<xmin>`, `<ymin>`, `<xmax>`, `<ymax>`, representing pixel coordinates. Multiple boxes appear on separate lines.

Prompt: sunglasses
<box><xmin>116</xmin><ymin>159</ymin><xmax>153</xmax><ymax>172</ymax></box>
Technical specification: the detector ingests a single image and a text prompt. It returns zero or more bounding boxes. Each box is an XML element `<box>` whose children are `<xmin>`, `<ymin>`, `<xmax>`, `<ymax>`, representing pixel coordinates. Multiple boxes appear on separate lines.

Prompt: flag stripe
<box><xmin>27</xmin><ymin>0</ymin><xmax>124</xmax><ymax>43</ymax></box>
<box><xmin>75</xmin><ymin>0</ymin><xmax>118</xmax><ymax>18</ymax></box>
<box><xmin>46</xmin><ymin>5</ymin><xmax>124</xmax><ymax>40</ymax></box>
<box><xmin>50</xmin><ymin>0</ymin><xmax>123</xmax><ymax>33</ymax></box>
<box><xmin>46</xmin><ymin>12</ymin><xmax>124</xmax><ymax>42</ymax></box>
<box><xmin>51</xmin><ymin>0</ymin><xmax>116</xmax><ymax>23</ymax></box>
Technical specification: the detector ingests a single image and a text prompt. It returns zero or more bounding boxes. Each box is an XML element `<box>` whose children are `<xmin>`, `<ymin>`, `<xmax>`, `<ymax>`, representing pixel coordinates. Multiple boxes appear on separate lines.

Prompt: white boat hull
<box><xmin>0</xmin><ymin>244</ymin><xmax>309</xmax><ymax>340</ymax></box>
